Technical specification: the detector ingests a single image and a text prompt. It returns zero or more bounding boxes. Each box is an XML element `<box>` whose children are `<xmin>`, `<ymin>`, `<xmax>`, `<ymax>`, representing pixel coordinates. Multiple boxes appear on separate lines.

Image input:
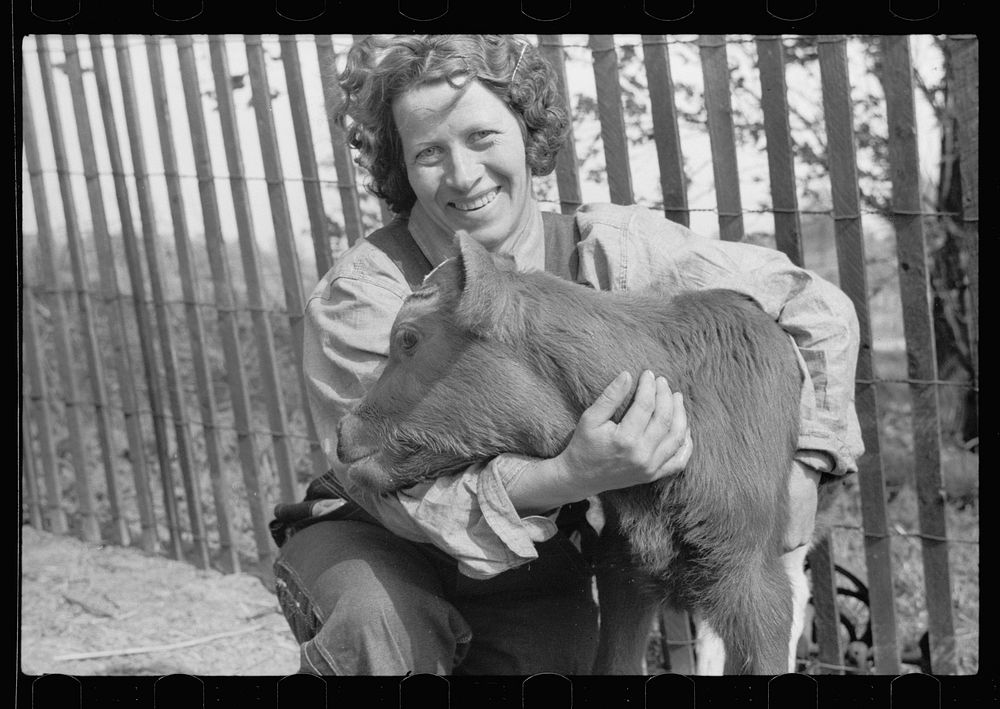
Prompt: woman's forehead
<box><xmin>393</xmin><ymin>80</ymin><xmax>514</xmax><ymax>141</ymax></box>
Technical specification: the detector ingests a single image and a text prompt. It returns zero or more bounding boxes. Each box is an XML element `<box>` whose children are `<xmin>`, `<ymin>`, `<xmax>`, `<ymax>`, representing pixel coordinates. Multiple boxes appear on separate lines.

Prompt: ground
<box><xmin>19</xmin><ymin>525</ymin><xmax>300</xmax><ymax>676</ymax></box>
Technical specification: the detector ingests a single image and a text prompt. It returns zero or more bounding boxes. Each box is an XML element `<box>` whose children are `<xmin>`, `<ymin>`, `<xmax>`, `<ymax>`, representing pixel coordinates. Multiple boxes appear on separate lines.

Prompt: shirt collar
<box><xmin>407</xmin><ymin>200</ymin><xmax>546</xmax><ymax>273</ymax></box>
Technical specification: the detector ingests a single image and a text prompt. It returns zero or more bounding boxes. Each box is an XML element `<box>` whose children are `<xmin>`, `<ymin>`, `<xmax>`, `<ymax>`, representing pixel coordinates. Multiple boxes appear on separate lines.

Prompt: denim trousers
<box><xmin>274</xmin><ymin>503</ymin><xmax>600</xmax><ymax>675</ymax></box>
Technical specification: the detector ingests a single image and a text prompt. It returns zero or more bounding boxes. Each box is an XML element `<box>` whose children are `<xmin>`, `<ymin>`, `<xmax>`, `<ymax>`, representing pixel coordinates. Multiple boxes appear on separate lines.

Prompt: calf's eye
<box><xmin>398</xmin><ymin>330</ymin><xmax>419</xmax><ymax>353</ymax></box>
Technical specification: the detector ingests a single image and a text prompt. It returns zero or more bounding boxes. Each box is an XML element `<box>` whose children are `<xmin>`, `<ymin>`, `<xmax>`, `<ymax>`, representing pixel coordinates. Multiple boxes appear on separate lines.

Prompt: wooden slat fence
<box><xmin>19</xmin><ymin>34</ymin><xmax>978</xmax><ymax>675</ymax></box>
<box><xmin>140</xmin><ymin>35</ymin><xmax>241</xmax><ymax>573</ymax></box>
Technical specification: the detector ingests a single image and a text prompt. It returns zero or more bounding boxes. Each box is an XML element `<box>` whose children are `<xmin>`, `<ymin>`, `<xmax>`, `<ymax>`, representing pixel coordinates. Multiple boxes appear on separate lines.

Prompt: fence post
<box><xmin>315</xmin><ymin>35</ymin><xmax>365</xmax><ymax>247</ymax></box>
<box><xmin>21</xmin><ymin>281</ymin><xmax>65</xmax><ymax>533</ymax></box>
<box><xmin>880</xmin><ymin>35</ymin><xmax>956</xmax><ymax>674</ymax></box>
<box><xmin>21</xmin><ymin>404</ymin><xmax>45</xmax><ymax>530</ymax></box>
<box><xmin>698</xmin><ymin>35</ymin><xmax>745</xmax><ymax>242</ymax></box>
<box><xmin>948</xmin><ymin>36</ymin><xmax>978</xmax><ymax>392</ymax></box>
<box><xmin>755</xmin><ymin>36</ymin><xmax>805</xmax><ymax>266</ymax></box>
<box><xmin>589</xmin><ymin>35</ymin><xmax>635</xmax><ymax>206</ymax></box>
<box><xmin>818</xmin><ymin>34</ymin><xmax>900</xmax><ymax>674</ymax></box>
<box><xmin>537</xmin><ymin>35</ymin><xmax>583</xmax><ymax>215</ymax></box>
<box><xmin>641</xmin><ymin>35</ymin><xmax>689</xmax><ymax>227</ymax></box>
<box><xmin>279</xmin><ymin>34</ymin><xmax>333</xmax><ymax>280</ymax></box>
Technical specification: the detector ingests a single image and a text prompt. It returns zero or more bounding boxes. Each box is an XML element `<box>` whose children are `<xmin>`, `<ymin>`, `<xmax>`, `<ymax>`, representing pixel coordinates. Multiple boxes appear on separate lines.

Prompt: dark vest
<box><xmin>365</xmin><ymin>211</ymin><xmax>581</xmax><ymax>290</ymax></box>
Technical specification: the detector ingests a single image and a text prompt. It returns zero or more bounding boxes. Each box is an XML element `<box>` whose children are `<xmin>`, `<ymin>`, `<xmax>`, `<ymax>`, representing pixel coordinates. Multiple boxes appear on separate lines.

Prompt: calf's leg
<box><xmin>715</xmin><ymin>555</ymin><xmax>795</xmax><ymax>674</ymax></box>
<box><xmin>694</xmin><ymin>615</ymin><xmax>726</xmax><ymax>675</ymax></box>
<box><xmin>783</xmin><ymin>544</ymin><xmax>812</xmax><ymax>672</ymax></box>
<box><xmin>591</xmin><ymin>526</ymin><xmax>661</xmax><ymax>674</ymax></box>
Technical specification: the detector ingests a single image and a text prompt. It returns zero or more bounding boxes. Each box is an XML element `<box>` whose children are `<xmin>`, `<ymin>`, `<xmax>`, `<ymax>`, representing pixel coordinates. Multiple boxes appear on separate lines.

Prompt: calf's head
<box><xmin>336</xmin><ymin>233</ymin><xmax>580</xmax><ymax>493</ymax></box>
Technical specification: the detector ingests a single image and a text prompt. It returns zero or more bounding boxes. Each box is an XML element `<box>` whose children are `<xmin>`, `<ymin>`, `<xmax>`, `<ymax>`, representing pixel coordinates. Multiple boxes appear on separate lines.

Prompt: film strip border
<box><xmin>15</xmin><ymin>5</ymin><xmax>989</xmax><ymax>709</ymax></box>
<box><xmin>14</xmin><ymin>0</ymin><xmax>972</xmax><ymax>29</ymax></box>
<box><xmin>21</xmin><ymin>670</ymin><xmax>993</xmax><ymax>706</ymax></box>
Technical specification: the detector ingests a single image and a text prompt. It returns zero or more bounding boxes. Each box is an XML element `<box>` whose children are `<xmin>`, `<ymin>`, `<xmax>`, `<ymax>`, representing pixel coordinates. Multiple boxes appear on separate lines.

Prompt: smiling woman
<box><xmin>394</xmin><ymin>80</ymin><xmax>534</xmax><ymax>253</ymax></box>
<box><xmin>337</xmin><ymin>34</ymin><xmax>567</xmax><ymax>217</ymax></box>
<box><xmin>268</xmin><ymin>33</ymin><xmax>862</xmax><ymax>677</ymax></box>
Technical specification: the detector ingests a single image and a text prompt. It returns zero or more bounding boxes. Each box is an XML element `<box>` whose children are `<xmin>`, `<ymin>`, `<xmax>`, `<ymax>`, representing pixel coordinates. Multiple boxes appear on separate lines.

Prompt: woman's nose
<box><xmin>445</xmin><ymin>149</ymin><xmax>482</xmax><ymax>191</ymax></box>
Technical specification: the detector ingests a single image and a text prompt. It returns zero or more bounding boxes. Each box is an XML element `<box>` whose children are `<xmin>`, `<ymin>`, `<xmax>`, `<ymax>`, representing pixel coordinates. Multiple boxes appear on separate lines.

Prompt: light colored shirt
<box><xmin>301</xmin><ymin>202</ymin><xmax>864</xmax><ymax>579</ymax></box>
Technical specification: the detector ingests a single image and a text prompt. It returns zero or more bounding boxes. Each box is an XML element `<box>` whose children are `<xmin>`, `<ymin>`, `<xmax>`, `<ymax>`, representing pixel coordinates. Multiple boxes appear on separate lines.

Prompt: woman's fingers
<box><xmin>651</xmin><ymin>391</ymin><xmax>691</xmax><ymax>474</ymax></box>
<box><xmin>616</xmin><ymin>370</ymin><xmax>657</xmax><ymax>438</ymax></box>
<box><xmin>580</xmin><ymin>371</ymin><xmax>633</xmax><ymax>428</ymax></box>
<box><xmin>644</xmin><ymin>376</ymin><xmax>676</xmax><ymax>437</ymax></box>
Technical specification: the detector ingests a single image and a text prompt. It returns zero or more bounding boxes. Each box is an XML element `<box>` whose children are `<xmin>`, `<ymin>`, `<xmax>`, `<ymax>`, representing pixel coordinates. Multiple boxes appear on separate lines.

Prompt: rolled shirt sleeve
<box><xmin>575</xmin><ymin>204</ymin><xmax>864</xmax><ymax>476</ymax></box>
<box><xmin>303</xmin><ymin>246</ymin><xmax>557</xmax><ymax>578</ymax></box>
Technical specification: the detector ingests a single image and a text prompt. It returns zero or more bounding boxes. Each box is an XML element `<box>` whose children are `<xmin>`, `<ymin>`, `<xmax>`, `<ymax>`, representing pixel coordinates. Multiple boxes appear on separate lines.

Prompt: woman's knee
<box><xmin>274</xmin><ymin>520</ymin><xmax>471</xmax><ymax>674</ymax></box>
<box><xmin>308</xmin><ymin>569</ymin><xmax>471</xmax><ymax>674</ymax></box>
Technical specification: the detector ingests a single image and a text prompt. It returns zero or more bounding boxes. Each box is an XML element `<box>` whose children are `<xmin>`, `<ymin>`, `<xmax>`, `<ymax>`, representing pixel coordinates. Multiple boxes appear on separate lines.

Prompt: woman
<box><xmin>270</xmin><ymin>34</ymin><xmax>863</xmax><ymax>676</ymax></box>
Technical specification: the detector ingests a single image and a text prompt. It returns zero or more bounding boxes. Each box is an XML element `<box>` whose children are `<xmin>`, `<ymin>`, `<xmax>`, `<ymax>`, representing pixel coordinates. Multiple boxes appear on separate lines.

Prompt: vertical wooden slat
<box><xmin>21</xmin><ymin>103</ymin><xmax>73</xmax><ymax>537</ymax></box>
<box><xmin>588</xmin><ymin>35</ymin><xmax>634</xmax><ymax>206</ymax></box>
<box><xmin>948</xmin><ymin>35</ymin><xmax>978</xmax><ymax>388</ymax></box>
<box><xmin>537</xmin><ymin>35</ymin><xmax>583</xmax><ymax>215</ymax></box>
<box><xmin>807</xmin><ymin>534</ymin><xmax>842</xmax><ymax>673</ymax></box>
<box><xmin>660</xmin><ymin>608</ymin><xmax>695</xmax><ymax>675</ymax></box>
<box><xmin>641</xmin><ymin>35</ymin><xmax>689</xmax><ymax>227</ymax></box>
<box><xmin>881</xmin><ymin>35</ymin><xmax>955</xmax><ymax>674</ymax></box>
<box><xmin>245</xmin><ymin>35</ymin><xmax>330</xmax><ymax>488</ymax></box>
<box><xmin>698</xmin><ymin>35</ymin><xmax>745</xmax><ymax>242</ymax></box>
<box><xmin>21</xmin><ymin>280</ymin><xmax>67</xmax><ymax>533</ymax></box>
<box><xmin>174</xmin><ymin>36</ymin><xmax>274</xmax><ymax>573</ymax></box>
<box><xmin>758</xmin><ymin>32</ymin><xmax>839</xmax><ymax>667</ymax></box>
<box><xmin>818</xmin><ymin>34</ymin><xmax>900</xmax><ymax>675</ymax></box>
<box><xmin>21</xmin><ymin>404</ymin><xmax>45</xmax><ymax>530</ymax></box>
<box><xmin>756</xmin><ymin>36</ymin><xmax>805</xmax><ymax>267</ymax></box>
<box><xmin>63</xmin><ymin>34</ymin><xmax>184</xmax><ymax>557</ymax></box>
<box><xmin>94</xmin><ymin>35</ymin><xmax>210</xmax><ymax>569</ymax></box>
<box><xmin>141</xmin><ymin>36</ymin><xmax>240</xmax><ymax>574</ymax></box>
<box><xmin>206</xmin><ymin>35</ymin><xmax>300</xmax><ymax>506</ymax></box>
<box><xmin>279</xmin><ymin>34</ymin><xmax>332</xmax><ymax>279</ymax></box>
<box><xmin>315</xmin><ymin>34</ymin><xmax>365</xmax><ymax>247</ymax></box>
<box><xmin>36</xmin><ymin>36</ymin><xmax>115</xmax><ymax>545</ymax></box>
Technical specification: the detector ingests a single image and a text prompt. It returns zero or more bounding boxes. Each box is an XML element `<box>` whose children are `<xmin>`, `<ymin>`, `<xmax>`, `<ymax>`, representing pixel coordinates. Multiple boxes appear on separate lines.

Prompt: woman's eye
<box><xmin>470</xmin><ymin>130</ymin><xmax>496</xmax><ymax>143</ymax></box>
<box><xmin>415</xmin><ymin>146</ymin><xmax>443</xmax><ymax>164</ymax></box>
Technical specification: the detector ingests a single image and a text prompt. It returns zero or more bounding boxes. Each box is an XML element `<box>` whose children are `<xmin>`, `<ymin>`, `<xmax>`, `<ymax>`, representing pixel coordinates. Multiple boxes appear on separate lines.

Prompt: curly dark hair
<box><xmin>336</xmin><ymin>35</ymin><xmax>570</xmax><ymax>214</ymax></box>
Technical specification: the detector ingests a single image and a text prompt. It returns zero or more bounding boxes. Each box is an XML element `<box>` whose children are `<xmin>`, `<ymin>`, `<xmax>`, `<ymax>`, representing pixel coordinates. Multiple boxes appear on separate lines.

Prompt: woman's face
<box><xmin>393</xmin><ymin>78</ymin><xmax>533</xmax><ymax>251</ymax></box>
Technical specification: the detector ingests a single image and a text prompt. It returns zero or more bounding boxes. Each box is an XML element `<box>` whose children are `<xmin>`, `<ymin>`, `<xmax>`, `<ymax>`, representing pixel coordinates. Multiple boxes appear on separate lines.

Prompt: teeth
<box><xmin>452</xmin><ymin>188</ymin><xmax>499</xmax><ymax>212</ymax></box>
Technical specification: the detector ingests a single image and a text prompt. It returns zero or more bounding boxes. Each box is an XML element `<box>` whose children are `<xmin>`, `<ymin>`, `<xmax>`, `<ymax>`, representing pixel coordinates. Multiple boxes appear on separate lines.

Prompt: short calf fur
<box><xmin>338</xmin><ymin>233</ymin><xmax>802</xmax><ymax>674</ymax></box>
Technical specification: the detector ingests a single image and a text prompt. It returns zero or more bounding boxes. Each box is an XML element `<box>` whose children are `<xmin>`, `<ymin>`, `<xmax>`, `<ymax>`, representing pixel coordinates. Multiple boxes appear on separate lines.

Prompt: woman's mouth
<box><xmin>449</xmin><ymin>187</ymin><xmax>501</xmax><ymax>212</ymax></box>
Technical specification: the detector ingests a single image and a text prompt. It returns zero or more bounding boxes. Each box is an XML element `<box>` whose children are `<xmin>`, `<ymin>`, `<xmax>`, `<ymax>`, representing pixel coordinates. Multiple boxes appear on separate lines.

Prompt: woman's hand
<box><xmin>554</xmin><ymin>369</ymin><xmax>693</xmax><ymax>499</ymax></box>
<box><xmin>505</xmin><ymin>370</ymin><xmax>692</xmax><ymax>515</ymax></box>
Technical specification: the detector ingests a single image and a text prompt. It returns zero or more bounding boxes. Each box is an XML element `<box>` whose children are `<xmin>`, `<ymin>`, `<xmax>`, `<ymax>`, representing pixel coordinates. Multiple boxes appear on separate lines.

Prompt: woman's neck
<box><xmin>408</xmin><ymin>200</ymin><xmax>545</xmax><ymax>273</ymax></box>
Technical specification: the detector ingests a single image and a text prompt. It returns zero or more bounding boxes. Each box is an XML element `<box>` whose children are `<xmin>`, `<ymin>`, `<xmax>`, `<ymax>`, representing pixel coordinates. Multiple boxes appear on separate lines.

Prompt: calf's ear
<box><xmin>452</xmin><ymin>231</ymin><xmax>524</xmax><ymax>341</ymax></box>
<box><xmin>455</xmin><ymin>231</ymin><xmax>499</xmax><ymax>284</ymax></box>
